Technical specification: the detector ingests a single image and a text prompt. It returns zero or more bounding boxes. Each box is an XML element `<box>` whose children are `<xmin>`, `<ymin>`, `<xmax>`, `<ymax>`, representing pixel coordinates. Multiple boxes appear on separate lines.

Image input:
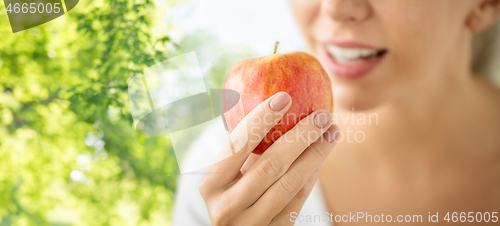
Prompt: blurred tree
<box><xmin>0</xmin><ymin>0</ymin><xmax>260</xmax><ymax>224</ymax></box>
<box><xmin>0</xmin><ymin>0</ymin><xmax>182</xmax><ymax>225</ymax></box>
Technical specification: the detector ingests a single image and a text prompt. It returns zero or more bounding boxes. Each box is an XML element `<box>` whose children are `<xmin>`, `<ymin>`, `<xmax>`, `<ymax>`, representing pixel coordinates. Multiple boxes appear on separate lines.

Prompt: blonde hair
<box><xmin>472</xmin><ymin>20</ymin><xmax>500</xmax><ymax>86</ymax></box>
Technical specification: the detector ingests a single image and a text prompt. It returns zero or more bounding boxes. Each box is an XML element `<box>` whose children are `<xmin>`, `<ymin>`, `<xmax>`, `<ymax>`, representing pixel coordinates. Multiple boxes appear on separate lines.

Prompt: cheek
<box><xmin>375</xmin><ymin>1</ymin><xmax>464</xmax><ymax>74</ymax></box>
<box><xmin>376</xmin><ymin>0</ymin><xmax>460</xmax><ymax>38</ymax></box>
<box><xmin>290</xmin><ymin>0</ymin><xmax>320</xmax><ymax>26</ymax></box>
<box><xmin>380</xmin><ymin>1</ymin><xmax>443</xmax><ymax>51</ymax></box>
<box><xmin>289</xmin><ymin>0</ymin><xmax>321</xmax><ymax>47</ymax></box>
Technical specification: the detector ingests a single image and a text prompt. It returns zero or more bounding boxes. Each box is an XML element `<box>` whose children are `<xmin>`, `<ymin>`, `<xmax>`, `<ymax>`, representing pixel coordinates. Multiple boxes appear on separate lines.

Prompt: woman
<box><xmin>173</xmin><ymin>0</ymin><xmax>500</xmax><ymax>225</ymax></box>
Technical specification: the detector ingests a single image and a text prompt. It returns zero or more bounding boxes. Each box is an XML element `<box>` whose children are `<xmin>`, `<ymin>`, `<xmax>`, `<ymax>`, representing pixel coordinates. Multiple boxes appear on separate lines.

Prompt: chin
<box><xmin>333</xmin><ymin>84</ymin><xmax>386</xmax><ymax>111</ymax></box>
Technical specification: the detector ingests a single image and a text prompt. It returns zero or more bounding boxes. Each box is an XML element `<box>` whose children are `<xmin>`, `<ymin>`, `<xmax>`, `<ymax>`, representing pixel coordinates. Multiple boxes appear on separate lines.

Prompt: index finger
<box><xmin>201</xmin><ymin>92</ymin><xmax>292</xmax><ymax>190</ymax></box>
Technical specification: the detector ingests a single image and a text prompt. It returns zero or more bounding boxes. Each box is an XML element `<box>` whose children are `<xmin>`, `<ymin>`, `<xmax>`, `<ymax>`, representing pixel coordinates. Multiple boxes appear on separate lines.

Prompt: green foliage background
<box><xmin>0</xmin><ymin>0</ymin><xmax>257</xmax><ymax>225</ymax></box>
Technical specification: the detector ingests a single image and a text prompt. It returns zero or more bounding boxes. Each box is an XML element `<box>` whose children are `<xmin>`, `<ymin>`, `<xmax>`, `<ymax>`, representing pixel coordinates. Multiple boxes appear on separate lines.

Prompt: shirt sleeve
<box><xmin>171</xmin><ymin>170</ymin><xmax>212</xmax><ymax>226</ymax></box>
<box><xmin>171</xmin><ymin>121</ymin><xmax>222</xmax><ymax>226</ymax></box>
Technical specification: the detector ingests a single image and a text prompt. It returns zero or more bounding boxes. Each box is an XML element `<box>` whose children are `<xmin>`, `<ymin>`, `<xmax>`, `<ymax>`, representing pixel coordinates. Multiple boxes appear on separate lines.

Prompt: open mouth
<box><xmin>326</xmin><ymin>44</ymin><xmax>388</xmax><ymax>65</ymax></box>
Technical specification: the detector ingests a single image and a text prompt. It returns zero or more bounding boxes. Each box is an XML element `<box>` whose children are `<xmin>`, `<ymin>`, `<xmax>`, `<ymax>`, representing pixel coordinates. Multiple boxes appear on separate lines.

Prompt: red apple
<box><xmin>223</xmin><ymin>51</ymin><xmax>334</xmax><ymax>155</ymax></box>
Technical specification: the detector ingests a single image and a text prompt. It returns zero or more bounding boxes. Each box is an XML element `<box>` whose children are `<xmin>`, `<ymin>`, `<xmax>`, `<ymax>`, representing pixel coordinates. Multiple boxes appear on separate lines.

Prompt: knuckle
<box><xmin>309</xmin><ymin>143</ymin><xmax>327</xmax><ymax>160</ymax></box>
<box><xmin>211</xmin><ymin>214</ymin><xmax>230</xmax><ymax>226</ymax></box>
<box><xmin>279</xmin><ymin>171</ymin><xmax>302</xmax><ymax>194</ymax></box>
<box><xmin>294</xmin><ymin>186</ymin><xmax>309</xmax><ymax>201</ymax></box>
<box><xmin>199</xmin><ymin>176</ymin><xmax>213</xmax><ymax>199</ymax></box>
<box><xmin>248</xmin><ymin>108</ymin><xmax>265</xmax><ymax>125</ymax></box>
<box><xmin>210</xmin><ymin>202</ymin><xmax>235</xmax><ymax>226</ymax></box>
<box><xmin>211</xmin><ymin>214</ymin><xmax>229</xmax><ymax>226</ymax></box>
<box><xmin>228</xmin><ymin>133</ymin><xmax>248</xmax><ymax>153</ymax></box>
<box><xmin>257</xmin><ymin>157</ymin><xmax>285</xmax><ymax>178</ymax></box>
<box><xmin>295</xmin><ymin>125</ymin><xmax>314</xmax><ymax>144</ymax></box>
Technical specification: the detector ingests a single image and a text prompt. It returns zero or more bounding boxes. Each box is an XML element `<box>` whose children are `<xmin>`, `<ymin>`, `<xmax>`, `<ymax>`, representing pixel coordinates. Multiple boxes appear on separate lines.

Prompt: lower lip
<box><xmin>323</xmin><ymin>49</ymin><xmax>386</xmax><ymax>79</ymax></box>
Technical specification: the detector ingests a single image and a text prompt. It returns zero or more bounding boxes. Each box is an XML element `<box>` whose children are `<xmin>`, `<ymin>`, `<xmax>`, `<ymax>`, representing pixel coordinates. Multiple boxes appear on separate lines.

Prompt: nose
<box><xmin>321</xmin><ymin>0</ymin><xmax>371</xmax><ymax>22</ymax></box>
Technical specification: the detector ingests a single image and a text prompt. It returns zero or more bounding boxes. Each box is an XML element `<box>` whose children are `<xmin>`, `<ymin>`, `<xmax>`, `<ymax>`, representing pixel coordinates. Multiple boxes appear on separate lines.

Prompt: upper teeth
<box><xmin>327</xmin><ymin>45</ymin><xmax>379</xmax><ymax>64</ymax></box>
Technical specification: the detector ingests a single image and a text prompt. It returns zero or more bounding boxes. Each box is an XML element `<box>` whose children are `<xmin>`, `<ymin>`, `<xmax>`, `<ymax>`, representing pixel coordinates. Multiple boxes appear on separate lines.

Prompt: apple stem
<box><xmin>274</xmin><ymin>42</ymin><xmax>279</xmax><ymax>54</ymax></box>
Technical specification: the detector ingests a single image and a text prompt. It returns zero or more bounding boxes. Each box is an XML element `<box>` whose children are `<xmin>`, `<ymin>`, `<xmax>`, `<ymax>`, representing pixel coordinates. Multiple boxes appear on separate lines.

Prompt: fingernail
<box><xmin>323</xmin><ymin>124</ymin><xmax>340</xmax><ymax>143</ymax></box>
<box><xmin>269</xmin><ymin>92</ymin><xmax>290</xmax><ymax>111</ymax></box>
<box><xmin>243</xmin><ymin>164</ymin><xmax>251</xmax><ymax>173</ymax></box>
<box><xmin>314</xmin><ymin>112</ymin><xmax>332</xmax><ymax>128</ymax></box>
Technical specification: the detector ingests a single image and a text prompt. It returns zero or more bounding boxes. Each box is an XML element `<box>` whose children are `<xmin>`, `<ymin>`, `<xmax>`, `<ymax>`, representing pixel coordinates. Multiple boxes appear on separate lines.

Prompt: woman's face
<box><xmin>290</xmin><ymin>0</ymin><xmax>477</xmax><ymax>110</ymax></box>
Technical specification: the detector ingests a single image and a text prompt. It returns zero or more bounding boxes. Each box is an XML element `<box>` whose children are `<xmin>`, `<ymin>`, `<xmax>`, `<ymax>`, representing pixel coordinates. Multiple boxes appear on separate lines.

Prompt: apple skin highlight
<box><xmin>223</xmin><ymin>52</ymin><xmax>334</xmax><ymax>155</ymax></box>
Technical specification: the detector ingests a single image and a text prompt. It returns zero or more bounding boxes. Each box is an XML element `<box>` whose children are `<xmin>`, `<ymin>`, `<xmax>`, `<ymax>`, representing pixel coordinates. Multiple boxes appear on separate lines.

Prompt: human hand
<box><xmin>199</xmin><ymin>92</ymin><xmax>339</xmax><ymax>226</ymax></box>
